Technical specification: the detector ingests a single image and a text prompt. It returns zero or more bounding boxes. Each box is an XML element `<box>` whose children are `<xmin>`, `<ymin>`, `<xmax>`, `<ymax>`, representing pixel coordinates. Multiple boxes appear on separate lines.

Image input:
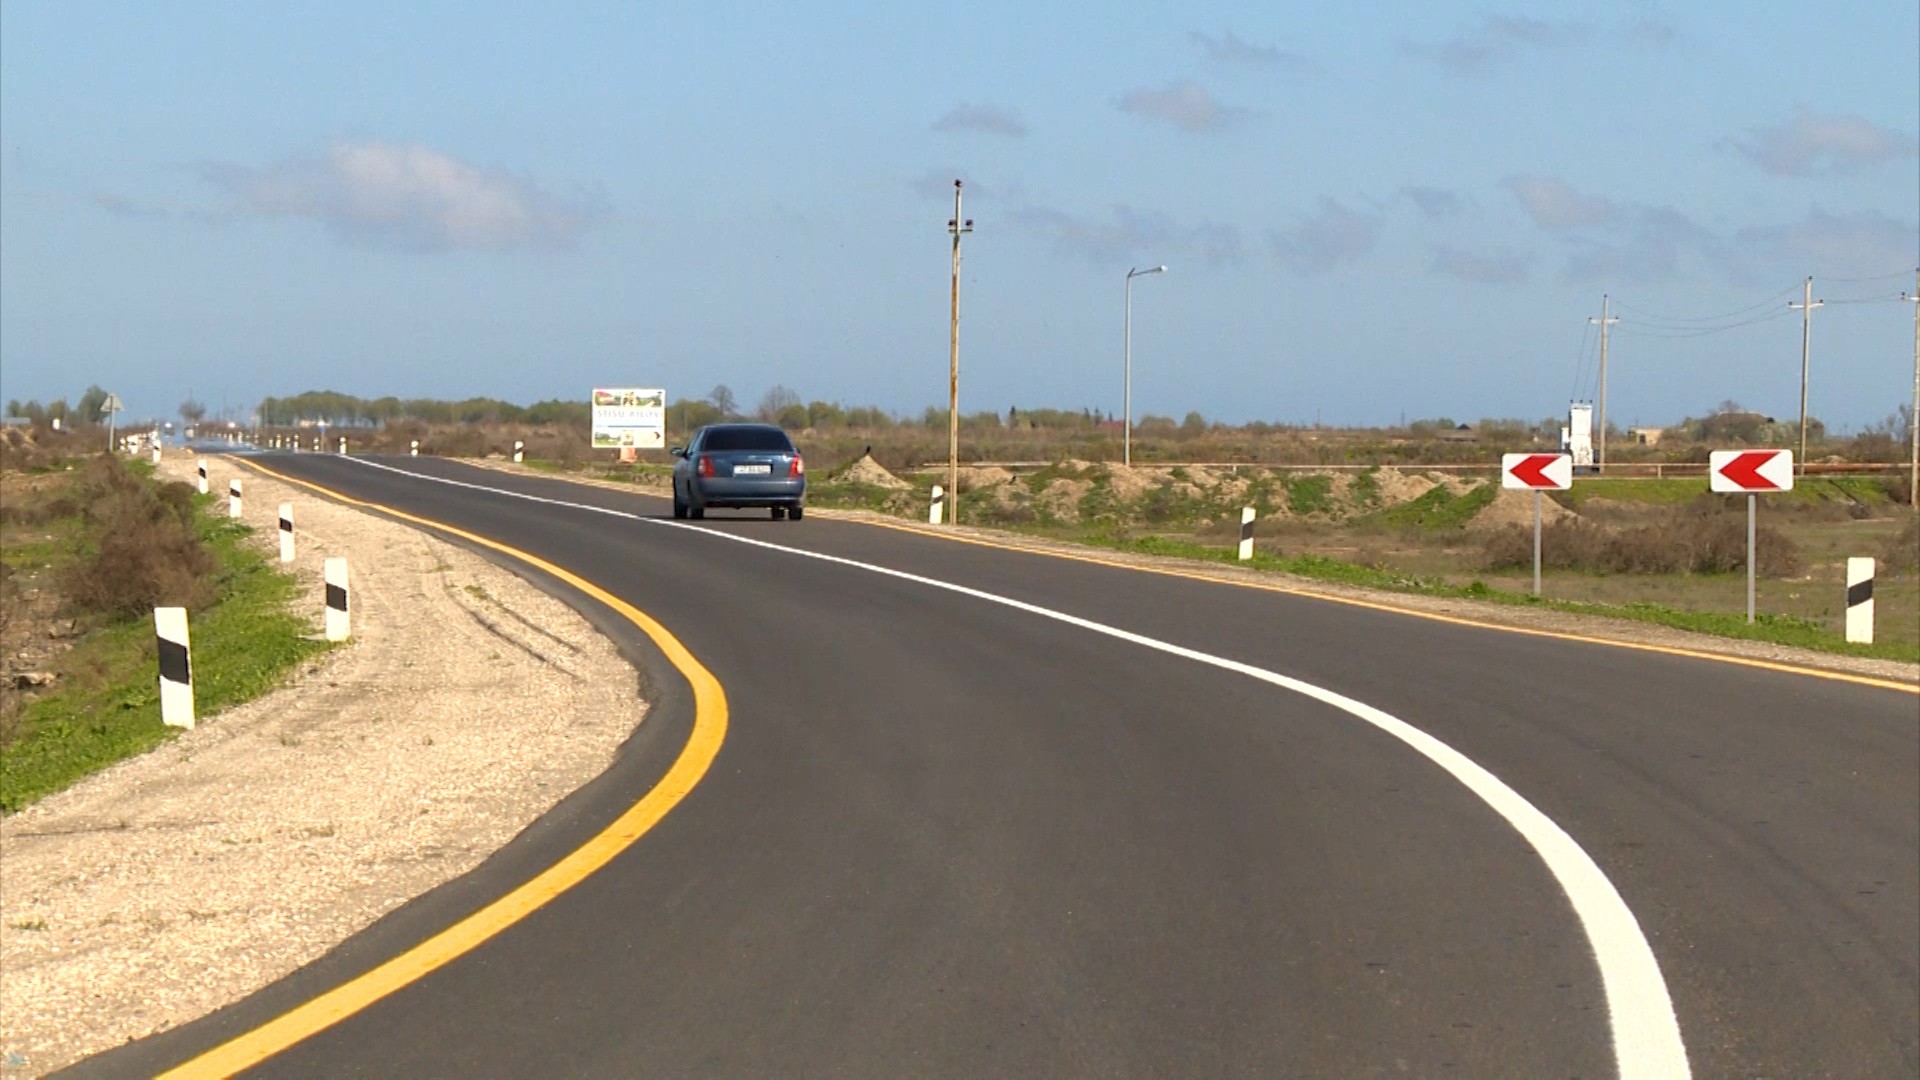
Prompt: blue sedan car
<box><xmin>670</xmin><ymin>423</ymin><xmax>807</xmax><ymax>520</ymax></box>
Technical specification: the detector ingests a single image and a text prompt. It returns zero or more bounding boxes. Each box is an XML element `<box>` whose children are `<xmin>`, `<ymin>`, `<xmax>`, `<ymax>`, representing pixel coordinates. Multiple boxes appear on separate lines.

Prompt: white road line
<box><xmin>338</xmin><ymin>456</ymin><xmax>1692</xmax><ymax>1079</ymax></box>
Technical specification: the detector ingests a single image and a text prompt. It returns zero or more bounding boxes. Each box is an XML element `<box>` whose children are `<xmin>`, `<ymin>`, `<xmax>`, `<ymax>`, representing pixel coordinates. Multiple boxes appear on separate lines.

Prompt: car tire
<box><xmin>672</xmin><ymin>483</ymin><xmax>688</xmax><ymax>519</ymax></box>
<box><xmin>770</xmin><ymin>506</ymin><xmax>786</xmax><ymax>520</ymax></box>
<box><xmin>689</xmin><ymin>500</ymin><xmax>704</xmax><ymax>520</ymax></box>
<box><xmin>788</xmin><ymin>505</ymin><xmax>804</xmax><ymax>521</ymax></box>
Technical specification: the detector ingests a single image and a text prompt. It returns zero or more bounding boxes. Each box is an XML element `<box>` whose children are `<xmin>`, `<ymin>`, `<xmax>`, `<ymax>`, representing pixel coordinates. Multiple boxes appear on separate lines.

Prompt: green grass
<box><xmin>808</xmin><ymin>480</ymin><xmax>907</xmax><ymax>513</ymax></box>
<box><xmin>1081</xmin><ymin>532</ymin><xmax>1919</xmax><ymax>663</ymax></box>
<box><xmin>1</xmin><ymin>498</ymin><xmax>331</xmax><ymax>813</ymax></box>
<box><xmin>1348</xmin><ymin>466</ymin><xmax>1382</xmax><ymax>509</ymax></box>
<box><xmin>1361</xmin><ymin>482</ymin><xmax>1498</xmax><ymax>530</ymax></box>
<box><xmin>1283</xmin><ymin>474</ymin><xmax>1336</xmax><ymax>516</ymax></box>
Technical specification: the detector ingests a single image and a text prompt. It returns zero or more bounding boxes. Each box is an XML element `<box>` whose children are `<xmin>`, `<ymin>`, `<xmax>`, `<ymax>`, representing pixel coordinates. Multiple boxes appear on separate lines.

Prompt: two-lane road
<box><xmin>75</xmin><ymin>455</ymin><xmax>1918</xmax><ymax>1078</ymax></box>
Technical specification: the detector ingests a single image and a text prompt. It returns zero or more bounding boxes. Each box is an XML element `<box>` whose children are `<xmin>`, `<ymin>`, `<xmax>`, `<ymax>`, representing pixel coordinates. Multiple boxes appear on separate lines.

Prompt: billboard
<box><xmin>591</xmin><ymin>388</ymin><xmax>666</xmax><ymax>449</ymax></box>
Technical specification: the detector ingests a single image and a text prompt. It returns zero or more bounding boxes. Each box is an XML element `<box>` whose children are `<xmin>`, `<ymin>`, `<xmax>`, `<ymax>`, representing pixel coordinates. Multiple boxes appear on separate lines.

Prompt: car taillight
<box><xmin>789</xmin><ymin>454</ymin><xmax>804</xmax><ymax>477</ymax></box>
<box><xmin>696</xmin><ymin>456</ymin><xmax>714</xmax><ymax>477</ymax></box>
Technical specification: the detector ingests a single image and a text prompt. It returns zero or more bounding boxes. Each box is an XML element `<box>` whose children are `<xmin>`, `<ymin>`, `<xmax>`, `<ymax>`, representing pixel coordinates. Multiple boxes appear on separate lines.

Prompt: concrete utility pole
<box><xmin>1589</xmin><ymin>296</ymin><xmax>1618</xmax><ymax>471</ymax></box>
<box><xmin>1904</xmin><ymin>268</ymin><xmax>1920</xmax><ymax>511</ymax></box>
<box><xmin>946</xmin><ymin>180</ymin><xmax>972</xmax><ymax>524</ymax></box>
<box><xmin>1789</xmin><ymin>276</ymin><xmax>1824</xmax><ymax>474</ymax></box>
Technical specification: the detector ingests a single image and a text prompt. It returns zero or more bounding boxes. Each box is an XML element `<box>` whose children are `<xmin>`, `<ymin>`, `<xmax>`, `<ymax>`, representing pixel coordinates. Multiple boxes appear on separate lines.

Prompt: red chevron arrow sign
<box><xmin>1710</xmin><ymin>449</ymin><xmax>1794</xmax><ymax>493</ymax></box>
<box><xmin>1501</xmin><ymin>453</ymin><xmax>1573</xmax><ymax>491</ymax></box>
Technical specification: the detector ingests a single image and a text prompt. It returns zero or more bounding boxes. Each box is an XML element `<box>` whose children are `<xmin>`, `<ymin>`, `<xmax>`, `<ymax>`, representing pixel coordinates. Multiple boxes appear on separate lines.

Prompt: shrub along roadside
<box><xmin>1</xmin><ymin>464</ymin><xmax>330</xmax><ymax>813</ymax></box>
<box><xmin>1076</xmin><ymin>533</ymin><xmax>1919</xmax><ymax>664</ymax></box>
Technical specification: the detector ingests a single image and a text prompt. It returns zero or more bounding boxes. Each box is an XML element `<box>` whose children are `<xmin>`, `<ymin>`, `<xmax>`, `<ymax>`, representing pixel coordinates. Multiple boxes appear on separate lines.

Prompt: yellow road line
<box><xmin>850</xmin><ymin>517</ymin><xmax>1920</xmax><ymax>696</ymax></box>
<box><xmin>160</xmin><ymin>460</ymin><xmax>729</xmax><ymax>1078</ymax></box>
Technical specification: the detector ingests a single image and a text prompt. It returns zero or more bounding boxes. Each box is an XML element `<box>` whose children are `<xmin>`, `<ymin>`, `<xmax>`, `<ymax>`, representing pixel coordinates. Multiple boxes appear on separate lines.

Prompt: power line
<box><xmin>1612</xmin><ymin>282</ymin><xmax>1801</xmax><ymax>325</ymax></box>
<box><xmin>1612</xmin><ymin>306</ymin><xmax>1795</xmax><ymax>339</ymax></box>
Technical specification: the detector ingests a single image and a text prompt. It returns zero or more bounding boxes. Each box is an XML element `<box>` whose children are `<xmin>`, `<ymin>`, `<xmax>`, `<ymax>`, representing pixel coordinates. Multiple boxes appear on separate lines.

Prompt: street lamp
<box><xmin>1123</xmin><ymin>265</ymin><xmax>1167</xmax><ymax>468</ymax></box>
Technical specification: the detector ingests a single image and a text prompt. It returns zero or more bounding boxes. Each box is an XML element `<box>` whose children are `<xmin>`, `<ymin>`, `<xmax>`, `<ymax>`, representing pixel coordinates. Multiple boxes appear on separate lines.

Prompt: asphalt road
<box><xmin>73</xmin><ymin>455</ymin><xmax>1919</xmax><ymax>1078</ymax></box>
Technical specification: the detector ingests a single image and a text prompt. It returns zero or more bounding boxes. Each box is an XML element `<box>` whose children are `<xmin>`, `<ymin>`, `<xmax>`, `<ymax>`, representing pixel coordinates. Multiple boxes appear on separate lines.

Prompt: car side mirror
<box><xmin>669</xmin><ymin>446</ymin><xmax>686</xmax><ymax>458</ymax></box>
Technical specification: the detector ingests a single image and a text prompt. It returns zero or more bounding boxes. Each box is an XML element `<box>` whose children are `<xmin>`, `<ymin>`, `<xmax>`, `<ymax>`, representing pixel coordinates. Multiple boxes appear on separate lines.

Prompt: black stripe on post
<box><xmin>326</xmin><ymin>583</ymin><xmax>348</xmax><ymax>612</ymax></box>
<box><xmin>280</xmin><ymin>516</ymin><xmax>293</xmax><ymax>533</ymax></box>
<box><xmin>158</xmin><ymin>637</ymin><xmax>192</xmax><ymax>685</ymax></box>
<box><xmin>1240</xmin><ymin>518</ymin><xmax>1255</xmax><ymax>543</ymax></box>
<box><xmin>1847</xmin><ymin>579</ymin><xmax>1874</xmax><ymax>607</ymax></box>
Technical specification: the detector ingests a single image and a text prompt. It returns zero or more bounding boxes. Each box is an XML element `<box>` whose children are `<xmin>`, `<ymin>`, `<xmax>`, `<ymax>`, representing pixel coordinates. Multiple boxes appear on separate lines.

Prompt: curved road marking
<box><xmin>468</xmin><ymin>459</ymin><xmax>1918</xmax><ymax>694</ymax></box>
<box><xmin>853</xmin><ymin>517</ymin><xmax>1920</xmax><ymax>695</ymax></box>
<box><xmin>328</xmin><ymin>456</ymin><xmax>1692</xmax><ymax>1077</ymax></box>
<box><xmin>159</xmin><ymin>461</ymin><xmax>729</xmax><ymax>1078</ymax></box>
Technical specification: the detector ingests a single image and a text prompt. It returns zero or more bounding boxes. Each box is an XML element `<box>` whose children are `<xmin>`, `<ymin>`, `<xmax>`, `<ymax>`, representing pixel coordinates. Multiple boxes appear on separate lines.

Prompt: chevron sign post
<box><xmin>1709</xmin><ymin>449</ymin><xmax>1793</xmax><ymax>623</ymax></box>
<box><xmin>1502</xmin><ymin>453</ymin><xmax>1572</xmax><ymax>597</ymax></box>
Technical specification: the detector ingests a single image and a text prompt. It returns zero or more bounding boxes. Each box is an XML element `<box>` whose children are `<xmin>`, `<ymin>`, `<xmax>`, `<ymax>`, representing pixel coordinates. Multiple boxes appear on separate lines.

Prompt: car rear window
<box><xmin>702</xmin><ymin>427</ymin><xmax>793</xmax><ymax>452</ymax></box>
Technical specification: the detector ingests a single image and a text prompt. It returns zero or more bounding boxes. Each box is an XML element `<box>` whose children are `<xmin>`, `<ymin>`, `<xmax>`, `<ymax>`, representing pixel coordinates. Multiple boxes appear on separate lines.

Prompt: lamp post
<box><xmin>1123</xmin><ymin>264</ymin><xmax>1167</xmax><ymax>468</ymax></box>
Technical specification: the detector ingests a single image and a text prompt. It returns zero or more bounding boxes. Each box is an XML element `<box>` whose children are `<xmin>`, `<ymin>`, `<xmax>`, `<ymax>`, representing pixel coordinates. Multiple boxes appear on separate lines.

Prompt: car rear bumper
<box><xmin>689</xmin><ymin>477</ymin><xmax>806</xmax><ymax>507</ymax></box>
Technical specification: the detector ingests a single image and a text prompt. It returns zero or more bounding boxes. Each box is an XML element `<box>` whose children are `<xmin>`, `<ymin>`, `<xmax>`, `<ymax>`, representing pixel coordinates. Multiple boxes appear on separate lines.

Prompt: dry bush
<box><xmin>426</xmin><ymin>427</ymin><xmax>489</xmax><ymax>458</ymax></box>
<box><xmin>1482</xmin><ymin>500</ymin><xmax>1802</xmax><ymax>577</ymax></box>
<box><xmin>1884</xmin><ymin>516</ymin><xmax>1920</xmax><ymax>571</ymax></box>
<box><xmin>56</xmin><ymin>454</ymin><xmax>217</xmax><ymax>619</ymax></box>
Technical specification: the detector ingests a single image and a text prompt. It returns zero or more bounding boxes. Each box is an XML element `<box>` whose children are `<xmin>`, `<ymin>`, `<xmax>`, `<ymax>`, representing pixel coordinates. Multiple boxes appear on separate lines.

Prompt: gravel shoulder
<box><xmin>0</xmin><ymin>453</ymin><xmax>647</xmax><ymax>1077</ymax></box>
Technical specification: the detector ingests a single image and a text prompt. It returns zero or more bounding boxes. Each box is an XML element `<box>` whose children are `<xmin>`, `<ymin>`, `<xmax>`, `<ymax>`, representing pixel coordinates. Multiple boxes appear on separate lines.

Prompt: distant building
<box><xmin>1629</xmin><ymin>426</ymin><xmax>1664</xmax><ymax>446</ymax></box>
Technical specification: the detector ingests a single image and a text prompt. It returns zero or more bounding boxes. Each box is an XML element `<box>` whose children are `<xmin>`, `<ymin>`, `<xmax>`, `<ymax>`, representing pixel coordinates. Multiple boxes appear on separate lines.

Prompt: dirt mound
<box><xmin>1037</xmin><ymin>478</ymin><xmax>1092</xmax><ymax>520</ymax></box>
<box><xmin>837</xmin><ymin>455</ymin><xmax>910</xmax><ymax>490</ymax></box>
<box><xmin>1369</xmin><ymin>467</ymin><xmax>1438</xmax><ymax>505</ymax></box>
<box><xmin>1468</xmin><ymin>487</ymin><xmax>1579</xmax><ymax>531</ymax></box>
<box><xmin>1103</xmin><ymin>465</ymin><xmax>1157</xmax><ymax>501</ymax></box>
<box><xmin>954</xmin><ymin>466</ymin><xmax>1014</xmax><ymax>492</ymax></box>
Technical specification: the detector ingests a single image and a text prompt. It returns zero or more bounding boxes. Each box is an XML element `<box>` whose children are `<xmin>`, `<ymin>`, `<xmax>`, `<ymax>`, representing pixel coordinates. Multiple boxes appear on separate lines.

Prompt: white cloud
<box><xmin>931</xmin><ymin>104</ymin><xmax>1028</xmax><ymax>138</ymax></box>
<box><xmin>1116</xmin><ymin>81</ymin><xmax>1250</xmax><ymax>133</ymax></box>
<box><xmin>1402</xmin><ymin>185</ymin><xmax>1465</xmax><ymax>219</ymax></box>
<box><xmin>1732</xmin><ymin>207</ymin><xmax>1918</xmax><ymax>276</ymax></box>
<box><xmin>1269</xmin><ymin>198</ymin><xmax>1378</xmax><ymax>273</ymax></box>
<box><xmin>1189</xmin><ymin>30</ymin><xmax>1309</xmax><ymax>71</ymax></box>
<box><xmin>203</xmin><ymin>140</ymin><xmax>604</xmax><ymax>251</ymax></box>
<box><xmin>1503</xmin><ymin>175</ymin><xmax>1618</xmax><ymax>229</ymax></box>
<box><xmin>1432</xmin><ymin>245</ymin><xmax>1530</xmax><ymax>284</ymax></box>
<box><xmin>1730</xmin><ymin>109</ymin><xmax>1917</xmax><ymax>176</ymax></box>
<box><xmin>1407</xmin><ymin>15</ymin><xmax>1582</xmax><ymax>75</ymax></box>
<box><xmin>1012</xmin><ymin>204</ymin><xmax>1242</xmax><ymax>265</ymax></box>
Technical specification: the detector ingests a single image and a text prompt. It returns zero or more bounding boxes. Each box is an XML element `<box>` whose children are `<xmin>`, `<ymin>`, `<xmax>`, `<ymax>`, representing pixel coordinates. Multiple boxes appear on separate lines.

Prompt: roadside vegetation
<box><xmin>1</xmin><ymin>438</ymin><xmax>328</xmax><ymax>812</ymax></box>
<box><xmin>139</xmin><ymin>388</ymin><xmax>1920</xmax><ymax>665</ymax></box>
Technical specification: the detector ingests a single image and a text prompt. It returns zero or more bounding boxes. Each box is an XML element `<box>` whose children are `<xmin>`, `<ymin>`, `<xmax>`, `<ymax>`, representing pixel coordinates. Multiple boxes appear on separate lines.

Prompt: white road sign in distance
<box><xmin>1709</xmin><ymin>449</ymin><xmax>1794</xmax><ymax>493</ymax></box>
<box><xmin>1501</xmin><ymin>452</ymin><xmax>1573</xmax><ymax>490</ymax></box>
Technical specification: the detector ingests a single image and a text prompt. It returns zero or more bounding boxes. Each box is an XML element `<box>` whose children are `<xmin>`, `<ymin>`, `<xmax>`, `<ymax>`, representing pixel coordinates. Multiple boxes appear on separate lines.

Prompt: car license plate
<box><xmin>733</xmin><ymin>464</ymin><xmax>771</xmax><ymax>474</ymax></box>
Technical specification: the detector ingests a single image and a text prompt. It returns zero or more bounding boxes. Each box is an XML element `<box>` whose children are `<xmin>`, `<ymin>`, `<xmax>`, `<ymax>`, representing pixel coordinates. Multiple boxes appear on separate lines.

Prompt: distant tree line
<box><xmin>5</xmin><ymin>385</ymin><xmax>115</xmax><ymax>425</ymax></box>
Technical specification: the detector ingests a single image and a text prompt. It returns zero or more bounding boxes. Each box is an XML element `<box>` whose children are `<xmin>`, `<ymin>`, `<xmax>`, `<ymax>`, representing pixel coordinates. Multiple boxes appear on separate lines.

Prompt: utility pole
<box><xmin>1589</xmin><ymin>296</ymin><xmax>1618</xmax><ymax>471</ymax></box>
<box><xmin>1789</xmin><ymin>276</ymin><xmax>1823</xmax><ymax>473</ymax></box>
<box><xmin>946</xmin><ymin>180</ymin><xmax>972</xmax><ymax>524</ymax></box>
<box><xmin>1904</xmin><ymin>268</ymin><xmax>1919</xmax><ymax>511</ymax></box>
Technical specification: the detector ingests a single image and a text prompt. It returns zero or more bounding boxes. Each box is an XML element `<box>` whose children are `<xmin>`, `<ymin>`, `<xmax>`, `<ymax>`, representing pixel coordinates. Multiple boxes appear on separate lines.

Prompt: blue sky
<box><xmin>3</xmin><ymin>1</ymin><xmax>1916</xmax><ymax>432</ymax></box>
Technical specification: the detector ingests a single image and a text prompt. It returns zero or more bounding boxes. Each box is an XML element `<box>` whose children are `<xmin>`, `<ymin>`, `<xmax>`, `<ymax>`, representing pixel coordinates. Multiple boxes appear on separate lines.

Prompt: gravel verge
<box><xmin>0</xmin><ymin>453</ymin><xmax>647</xmax><ymax>1077</ymax></box>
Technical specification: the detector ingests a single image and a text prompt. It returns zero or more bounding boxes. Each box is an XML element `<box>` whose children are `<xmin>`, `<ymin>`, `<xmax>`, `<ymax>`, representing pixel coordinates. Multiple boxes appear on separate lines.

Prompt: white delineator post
<box><xmin>152</xmin><ymin>444</ymin><xmax>162</xmax><ymax>464</ymax></box>
<box><xmin>155</xmin><ymin>607</ymin><xmax>194</xmax><ymax>729</ymax></box>
<box><xmin>338</xmin><ymin>437</ymin><xmax>347</xmax><ymax>455</ymax></box>
<box><xmin>513</xmin><ymin>440</ymin><xmax>524</xmax><ymax>463</ymax></box>
<box><xmin>279</xmin><ymin>503</ymin><xmax>295</xmax><ymax>563</ymax></box>
<box><xmin>929</xmin><ymin>485</ymin><xmax>945</xmax><ymax>526</ymax></box>
<box><xmin>324</xmin><ymin>557</ymin><xmax>350</xmax><ymax>641</ymax></box>
<box><xmin>228</xmin><ymin>478</ymin><xmax>243</xmax><ymax>519</ymax></box>
<box><xmin>410</xmin><ymin>440</ymin><xmax>419</xmax><ymax>457</ymax></box>
<box><xmin>197</xmin><ymin>460</ymin><xmax>209</xmax><ymax>495</ymax></box>
<box><xmin>1845</xmin><ymin>557</ymin><xmax>1875</xmax><ymax>644</ymax></box>
<box><xmin>1237</xmin><ymin>506</ymin><xmax>1256</xmax><ymax>560</ymax></box>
